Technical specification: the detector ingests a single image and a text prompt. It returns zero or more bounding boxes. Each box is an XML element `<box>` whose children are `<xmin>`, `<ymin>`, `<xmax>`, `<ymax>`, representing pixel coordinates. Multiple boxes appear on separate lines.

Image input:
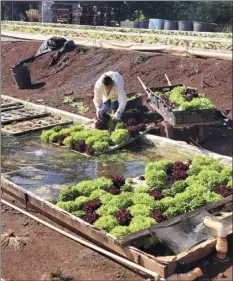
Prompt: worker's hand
<box><xmin>113</xmin><ymin>112</ymin><xmax>121</xmax><ymax>121</ymax></box>
<box><xmin>96</xmin><ymin>109</ymin><xmax>102</xmax><ymax>120</ymax></box>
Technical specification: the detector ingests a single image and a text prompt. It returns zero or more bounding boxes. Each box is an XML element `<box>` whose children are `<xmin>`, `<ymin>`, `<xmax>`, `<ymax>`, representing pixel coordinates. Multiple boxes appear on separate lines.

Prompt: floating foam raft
<box><xmin>52</xmin><ymin>127</ymin><xmax>152</xmax><ymax>157</ymax></box>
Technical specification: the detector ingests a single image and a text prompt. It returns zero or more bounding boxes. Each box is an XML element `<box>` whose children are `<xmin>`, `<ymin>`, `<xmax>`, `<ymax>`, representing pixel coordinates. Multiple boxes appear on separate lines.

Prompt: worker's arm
<box><xmin>114</xmin><ymin>80</ymin><xmax>127</xmax><ymax>120</ymax></box>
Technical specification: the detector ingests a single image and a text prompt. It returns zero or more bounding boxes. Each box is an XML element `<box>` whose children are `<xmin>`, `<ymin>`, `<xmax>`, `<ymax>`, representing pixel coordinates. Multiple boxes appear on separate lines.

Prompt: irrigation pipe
<box><xmin>1</xmin><ymin>199</ymin><xmax>164</xmax><ymax>281</ymax></box>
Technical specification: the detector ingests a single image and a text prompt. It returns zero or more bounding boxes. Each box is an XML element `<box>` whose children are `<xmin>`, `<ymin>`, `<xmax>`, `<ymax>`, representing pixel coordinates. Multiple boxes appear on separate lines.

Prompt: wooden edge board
<box><xmin>0</xmin><ymin>177</ymin><xmax>171</xmax><ymax>278</ymax></box>
<box><xmin>1</xmin><ymin>120</ymin><xmax>73</xmax><ymax>136</ymax></box>
<box><xmin>1</xmin><ymin>112</ymin><xmax>51</xmax><ymax>125</ymax></box>
<box><xmin>1</xmin><ymin>105</ymin><xmax>24</xmax><ymax>112</ymax></box>
<box><xmin>51</xmin><ymin>127</ymin><xmax>152</xmax><ymax>158</ymax></box>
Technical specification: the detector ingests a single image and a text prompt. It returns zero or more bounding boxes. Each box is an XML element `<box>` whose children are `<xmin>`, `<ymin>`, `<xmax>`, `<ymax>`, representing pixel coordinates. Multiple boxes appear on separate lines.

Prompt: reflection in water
<box><xmin>1</xmin><ymin>133</ymin><xmax>185</xmax><ymax>200</ymax></box>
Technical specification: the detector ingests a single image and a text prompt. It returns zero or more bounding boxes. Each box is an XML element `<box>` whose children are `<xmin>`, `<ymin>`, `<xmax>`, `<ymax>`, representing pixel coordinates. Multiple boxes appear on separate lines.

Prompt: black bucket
<box><xmin>178</xmin><ymin>20</ymin><xmax>193</xmax><ymax>31</ymax></box>
<box><xmin>164</xmin><ymin>20</ymin><xmax>178</xmax><ymax>30</ymax></box>
<box><xmin>193</xmin><ymin>21</ymin><xmax>217</xmax><ymax>32</ymax></box>
<box><xmin>11</xmin><ymin>64</ymin><xmax>32</xmax><ymax>89</ymax></box>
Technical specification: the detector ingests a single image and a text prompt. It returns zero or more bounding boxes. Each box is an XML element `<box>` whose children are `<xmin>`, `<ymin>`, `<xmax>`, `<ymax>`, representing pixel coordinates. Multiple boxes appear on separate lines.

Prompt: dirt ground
<box><xmin>1</xmin><ymin>200</ymin><xmax>233</xmax><ymax>281</ymax></box>
<box><xmin>1</xmin><ymin>41</ymin><xmax>232</xmax><ymax>157</ymax></box>
<box><xmin>1</xmin><ymin>42</ymin><xmax>232</xmax><ymax>120</ymax></box>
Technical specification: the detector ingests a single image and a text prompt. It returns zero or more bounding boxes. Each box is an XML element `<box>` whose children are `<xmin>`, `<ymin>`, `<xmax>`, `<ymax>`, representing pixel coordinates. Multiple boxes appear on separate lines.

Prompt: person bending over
<box><xmin>93</xmin><ymin>71</ymin><xmax>127</xmax><ymax>121</ymax></box>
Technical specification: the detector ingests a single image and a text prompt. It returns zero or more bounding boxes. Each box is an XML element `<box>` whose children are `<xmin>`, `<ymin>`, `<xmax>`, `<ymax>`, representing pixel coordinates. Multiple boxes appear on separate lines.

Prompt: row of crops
<box><xmin>2</xmin><ymin>22</ymin><xmax>232</xmax><ymax>51</ymax></box>
<box><xmin>3</xmin><ymin>21</ymin><xmax>232</xmax><ymax>39</ymax></box>
<box><xmin>50</xmin><ymin>155</ymin><xmax>232</xmax><ymax>243</ymax></box>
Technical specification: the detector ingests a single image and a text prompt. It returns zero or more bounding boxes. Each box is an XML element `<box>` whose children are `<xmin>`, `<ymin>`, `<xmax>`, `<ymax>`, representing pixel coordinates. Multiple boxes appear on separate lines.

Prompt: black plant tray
<box><xmin>147</xmin><ymin>84</ymin><xmax>217</xmax><ymax>126</ymax></box>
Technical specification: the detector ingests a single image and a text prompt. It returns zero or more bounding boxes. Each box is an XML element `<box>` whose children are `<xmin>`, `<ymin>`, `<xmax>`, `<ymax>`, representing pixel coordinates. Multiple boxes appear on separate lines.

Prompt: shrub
<box><xmin>94</xmin><ymin>215</ymin><xmax>119</xmax><ymax>232</ymax></box>
<box><xmin>109</xmin><ymin>226</ymin><xmax>131</xmax><ymax>237</ymax></box>
<box><xmin>111</xmin><ymin>129</ymin><xmax>130</xmax><ymax>145</ymax></box>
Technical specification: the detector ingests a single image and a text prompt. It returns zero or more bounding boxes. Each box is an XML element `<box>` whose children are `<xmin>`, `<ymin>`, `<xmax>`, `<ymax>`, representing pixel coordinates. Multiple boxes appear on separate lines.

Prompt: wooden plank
<box><xmin>1</xmin><ymin>108</ymin><xmax>50</xmax><ymax>125</ymax></box>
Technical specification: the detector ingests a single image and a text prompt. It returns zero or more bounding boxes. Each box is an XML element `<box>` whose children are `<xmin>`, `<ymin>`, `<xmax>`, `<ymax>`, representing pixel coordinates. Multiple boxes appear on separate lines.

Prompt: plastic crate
<box><xmin>148</xmin><ymin>85</ymin><xmax>217</xmax><ymax>126</ymax></box>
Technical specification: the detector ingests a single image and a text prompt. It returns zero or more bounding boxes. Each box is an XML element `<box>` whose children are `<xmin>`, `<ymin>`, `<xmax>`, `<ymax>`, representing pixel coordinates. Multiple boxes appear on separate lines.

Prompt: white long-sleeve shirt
<box><xmin>93</xmin><ymin>71</ymin><xmax>127</xmax><ymax>118</ymax></box>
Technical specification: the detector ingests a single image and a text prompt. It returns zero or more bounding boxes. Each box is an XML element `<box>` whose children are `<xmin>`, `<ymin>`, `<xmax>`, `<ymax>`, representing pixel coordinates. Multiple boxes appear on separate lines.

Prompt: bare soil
<box><xmin>1</xmin><ymin>200</ymin><xmax>233</xmax><ymax>281</ymax></box>
<box><xmin>1</xmin><ymin>42</ymin><xmax>232</xmax><ymax>120</ymax></box>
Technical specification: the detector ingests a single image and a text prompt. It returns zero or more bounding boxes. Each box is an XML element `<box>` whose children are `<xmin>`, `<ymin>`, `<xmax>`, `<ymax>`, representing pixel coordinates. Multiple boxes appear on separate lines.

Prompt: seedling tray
<box><xmin>1</xmin><ymin>116</ymin><xmax>73</xmax><ymax>136</ymax></box>
<box><xmin>1</xmin><ymin>104</ymin><xmax>24</xmax><ymax>112</ymax></box>
<box><xmin>1</xmin><ymin>98</ymin><xmax>22</xmax><ymax>108</ymax></box>
<box><xmin>51</xmin><ymin>127</ymin><xmax>152</xmax><ymax>158</ymax></box>
<box><xmin>1</xmin><ymin>108</ymin><xmax>50</xmax><ymax>125</ymax></box>
<box><xmin>146</xmin><ymin>84</ymin><xmax>217</xmax><ymax>126</ymax></box>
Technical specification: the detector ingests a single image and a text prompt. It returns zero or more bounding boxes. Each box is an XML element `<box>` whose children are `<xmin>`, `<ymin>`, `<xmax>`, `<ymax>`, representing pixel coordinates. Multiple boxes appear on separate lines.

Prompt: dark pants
<box><xmin>100</xmin><ymin>99</ymin><xmax>119</xmax><ymax>115</ymax></box>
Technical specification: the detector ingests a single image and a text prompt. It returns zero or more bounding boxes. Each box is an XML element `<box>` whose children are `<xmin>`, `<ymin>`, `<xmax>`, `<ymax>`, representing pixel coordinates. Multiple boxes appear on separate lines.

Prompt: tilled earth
<box><xmin>1</xmin><ymin>41</ymin><xmax>232</xmax><ymax>156</ymax></box>
<box><xmin>1</xmin><ymin>42</ymin><xmax>232</xmax><ymax>120</ymax></box>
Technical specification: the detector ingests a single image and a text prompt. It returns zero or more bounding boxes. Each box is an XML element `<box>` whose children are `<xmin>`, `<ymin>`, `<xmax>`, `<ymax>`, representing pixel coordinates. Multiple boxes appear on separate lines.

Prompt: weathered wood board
<box><xmin>1</xmin><ymin>116</ymin><xmax>73</xmax><ymax>136</ymax></box>
<box><xmin>1</xmin><ymin>108</ymin><xmax>50</xmax><ymax>125</ymax></box>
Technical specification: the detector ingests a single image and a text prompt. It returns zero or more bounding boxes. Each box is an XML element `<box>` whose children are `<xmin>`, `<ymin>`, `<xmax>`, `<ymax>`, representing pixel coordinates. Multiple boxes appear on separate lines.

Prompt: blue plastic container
<box><xmin>149</xmin><ymin>19</ymin><xmax>165</xmax><ymax>30</ymax></box>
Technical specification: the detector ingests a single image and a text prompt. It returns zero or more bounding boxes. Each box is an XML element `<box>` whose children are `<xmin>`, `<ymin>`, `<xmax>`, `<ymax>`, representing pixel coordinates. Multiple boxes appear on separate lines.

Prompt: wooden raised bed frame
<box><xmin>1</xmin><ymin>177</ymin><xmax>232</xmax><ymax>278</ymax></box>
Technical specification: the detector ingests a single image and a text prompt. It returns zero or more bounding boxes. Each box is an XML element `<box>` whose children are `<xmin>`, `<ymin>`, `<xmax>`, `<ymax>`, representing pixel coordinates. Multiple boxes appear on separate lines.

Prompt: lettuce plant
<box><xmin>94</xmin><ymin>215</ymin><xmax>119</xmax><ymax>232</ymax></box>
